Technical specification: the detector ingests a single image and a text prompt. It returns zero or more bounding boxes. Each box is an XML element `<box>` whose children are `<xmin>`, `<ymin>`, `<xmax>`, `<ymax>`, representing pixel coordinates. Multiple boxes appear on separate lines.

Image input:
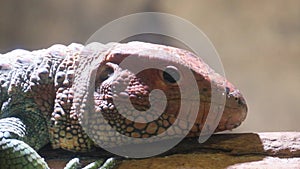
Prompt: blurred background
<box><xmin>0</xmin><ymin>0</ymin><xmax>299</xmax><ymax>133</ymax></box>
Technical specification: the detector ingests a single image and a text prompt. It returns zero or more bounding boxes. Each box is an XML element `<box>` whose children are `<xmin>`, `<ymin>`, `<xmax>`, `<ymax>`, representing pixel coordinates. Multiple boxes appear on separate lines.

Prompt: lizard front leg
<box><xmin>0</xmin><ymin>102</ymin><xmax>115</xmax><ymax>169</ymax></box>
<box><xmin>0</xmin><ymin>117</ymin><xmax>50</xmax><ymax>169</ymax></box>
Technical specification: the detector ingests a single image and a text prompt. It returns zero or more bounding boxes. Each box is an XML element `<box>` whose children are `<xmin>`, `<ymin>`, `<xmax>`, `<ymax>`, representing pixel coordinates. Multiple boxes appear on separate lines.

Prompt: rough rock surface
<box><xmin>43</xmin><ymin>132</ymin><xmax>300</xmax><ymax>169</ymax></box>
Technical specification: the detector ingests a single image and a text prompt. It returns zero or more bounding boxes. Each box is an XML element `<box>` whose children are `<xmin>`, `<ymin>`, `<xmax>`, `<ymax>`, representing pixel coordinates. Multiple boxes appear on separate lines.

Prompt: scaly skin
<box><xmin>0</xmin><ymin>44</ymin><xmax>113</xmax><ymax>169</ymax></box>
<box><xmin>0</xmin><ymin>42</ymin><xmax>247</xmax><ymax>168</ymax></box>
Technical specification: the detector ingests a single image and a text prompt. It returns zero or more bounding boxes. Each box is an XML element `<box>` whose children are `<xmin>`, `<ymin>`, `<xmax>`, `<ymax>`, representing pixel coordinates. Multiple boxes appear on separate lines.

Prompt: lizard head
<box><xmin>74</xmin><ymin>42</ymin><xmax>247</xmax><ymax>147</ymax></box>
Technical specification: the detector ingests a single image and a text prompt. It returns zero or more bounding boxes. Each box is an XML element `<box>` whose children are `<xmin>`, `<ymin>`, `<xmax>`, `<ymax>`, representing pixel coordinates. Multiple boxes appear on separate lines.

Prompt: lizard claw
<box><xmin>64</xmin><ymin>158</ymin><xmax>81</xmax><ymax>169</ymax></box>
<box><xmin>64</xmin><ymin>157</ymin><xmax>118</xmax><ymax>169</ymax></box>
<box><xmin>98</xmin><ymin>158</ymin><xmax>118</xmax><ymax>169</ymax></box>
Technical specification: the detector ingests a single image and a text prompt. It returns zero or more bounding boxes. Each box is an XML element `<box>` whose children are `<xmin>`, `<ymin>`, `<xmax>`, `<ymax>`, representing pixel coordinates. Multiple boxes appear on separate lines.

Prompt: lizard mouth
<box><xmin>93</xmin><ymin>81</ymin><xmax>248</xmax><ymax>139</ymax></box>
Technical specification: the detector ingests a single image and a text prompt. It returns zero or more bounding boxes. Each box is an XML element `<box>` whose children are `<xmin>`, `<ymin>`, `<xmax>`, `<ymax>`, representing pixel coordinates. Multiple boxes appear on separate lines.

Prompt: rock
<box><xmin>41</xmin><ymin>132</ymin><xmax>300</xmax><ymax>168</ymax></box>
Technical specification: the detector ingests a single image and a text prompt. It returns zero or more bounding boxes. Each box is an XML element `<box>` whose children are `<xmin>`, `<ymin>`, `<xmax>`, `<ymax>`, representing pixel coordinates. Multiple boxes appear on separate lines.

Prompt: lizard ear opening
<box><xmin>162</xmin><ymin>66</ymin><xmax>181</xmax><ymax>84</ymax></box>
<box><xmin>97</xmin><ymin>65</ymin><xmax>114</xmax><ymax>83</ymax></box>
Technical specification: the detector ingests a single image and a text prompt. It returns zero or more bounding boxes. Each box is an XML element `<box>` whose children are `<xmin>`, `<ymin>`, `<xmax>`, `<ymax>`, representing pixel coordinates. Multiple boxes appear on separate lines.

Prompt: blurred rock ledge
<box><xmin>40</xmin><ymin>132</ymin><xmax>300</xmax><ymax>169</ymax></box>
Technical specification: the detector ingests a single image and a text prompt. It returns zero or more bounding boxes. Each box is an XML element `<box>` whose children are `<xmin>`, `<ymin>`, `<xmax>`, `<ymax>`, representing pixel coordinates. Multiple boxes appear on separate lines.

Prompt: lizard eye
<box><xmin>98</xmin><ymin>66</ymin><xmax>114</xmax><ymax>82</ymax></box>
<box><xmin>162</xmin><ymin>66</ymin><xmax>180</xmax><ymax>84</ymax></box>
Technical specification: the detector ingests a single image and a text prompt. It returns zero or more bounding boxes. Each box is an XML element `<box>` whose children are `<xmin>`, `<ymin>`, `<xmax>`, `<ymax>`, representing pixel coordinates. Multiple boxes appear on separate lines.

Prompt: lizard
<box><xmin>0</xmin><ymin>41</ymin><xmax>247</xmax><ymax>169</ymax></box>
